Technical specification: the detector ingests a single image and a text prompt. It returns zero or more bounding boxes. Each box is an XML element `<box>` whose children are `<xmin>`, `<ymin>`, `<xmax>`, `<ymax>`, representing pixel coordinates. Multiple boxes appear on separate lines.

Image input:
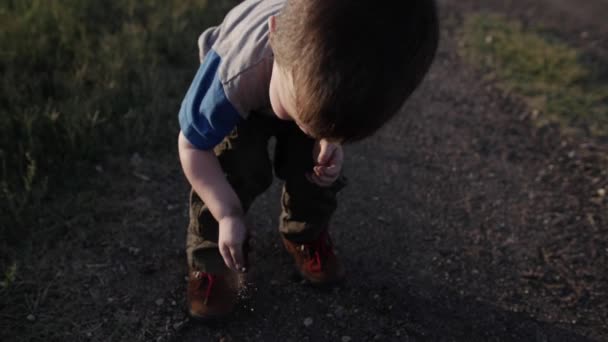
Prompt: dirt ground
<box><xmin>3</xmin><ymin>0</ymin><xmax>607</xmax><ymax>341</ymax></box>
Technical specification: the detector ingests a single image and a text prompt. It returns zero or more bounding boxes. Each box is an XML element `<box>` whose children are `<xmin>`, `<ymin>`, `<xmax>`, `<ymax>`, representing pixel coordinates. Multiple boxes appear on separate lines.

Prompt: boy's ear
<box><xmin>268</xmin><ymin>15</ymin><xmax>276</xmax><ymax>33</ymax></box>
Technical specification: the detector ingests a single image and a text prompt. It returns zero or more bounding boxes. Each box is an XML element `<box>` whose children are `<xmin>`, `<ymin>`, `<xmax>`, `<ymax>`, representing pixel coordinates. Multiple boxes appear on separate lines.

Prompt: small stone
<box><xmin>303</xmin><ymin>317</ymin><xmax>314</xmax><ymax>327</ymax></box>
<box><xmin>485</xmin><ymin>35</ymin><xmax>493</xmax><ymax>44</ymax></box>
<box><xmin>598</xmin><ymin>189</ymin><xmax>606</xmax><ymax>197</ymax></box>
<box><xmin>171</xmin><ymin>300</ymin><xmax>177</xmax><ymax>306</ymax></box>
<box><xmin>373</xmin><ymin>293</ymin><xmax>380</xmax><ymax>300</ymax></box>
<box><xmin>128</xmin><ymin>247</ymin><xmax>141</xmax><ymax>256</ymax></box>
<box><xmin>130</xmin><ymin>153</ymin><xmax>142</xmax><ymax>167</ymax></box>
<box><xmin>173</xmin><ymin>321</ymin><xmax>184</xmax><ymax>330</ymax></box>
<box><xmin>342</xmin><ymin>336</ymin><xmax>352</xmax><ymax>342</ymax></box>
<box><xmin>334</xmin><ymin>306</ymin><xmax>345</xmax><ymax>318</ymax></box>
<box><xmin>532</xmin><ymin>109</ymin><xmax>540</xmax><ymax>119</ymax></box>
<box><xmin>155</xmin><ymin>298</ymin><xmax>164</xmax><ymax>306</ymax></box>
<box><xmin>95</xmin><ymin>165</ymin><xmax>103</xmax><ymax>173</ymax></box>
<box><xmin>27</xmin><ymin>314</ymin><xmax>36</xmax><ymax>322</ymax></box>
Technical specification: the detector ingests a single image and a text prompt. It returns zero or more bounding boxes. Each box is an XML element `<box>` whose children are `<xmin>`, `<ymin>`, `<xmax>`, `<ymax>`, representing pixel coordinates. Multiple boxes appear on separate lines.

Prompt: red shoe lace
<box><xmin>300</xmin><ymin>231</ymin><xmax>334</xmax><ymax>273</ymax></box>
<box><xmin>192</xmin><ymin>271</ymin><xmax>215</xmax><ymax>301</ymax></box>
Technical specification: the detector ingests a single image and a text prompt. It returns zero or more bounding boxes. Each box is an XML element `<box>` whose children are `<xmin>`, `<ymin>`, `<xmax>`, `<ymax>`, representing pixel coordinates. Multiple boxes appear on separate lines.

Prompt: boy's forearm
<box><xmin>178</xmin><ymin>132</ymin><xmax>243</xmax><ymax>221</ymax></box>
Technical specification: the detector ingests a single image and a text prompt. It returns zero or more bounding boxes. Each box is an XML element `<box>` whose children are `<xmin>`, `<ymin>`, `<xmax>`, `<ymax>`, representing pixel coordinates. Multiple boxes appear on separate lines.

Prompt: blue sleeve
<box><xmin>178</xmin><ymin>50</ymin><xmax>243</xmax><ymax>150</ymax></box>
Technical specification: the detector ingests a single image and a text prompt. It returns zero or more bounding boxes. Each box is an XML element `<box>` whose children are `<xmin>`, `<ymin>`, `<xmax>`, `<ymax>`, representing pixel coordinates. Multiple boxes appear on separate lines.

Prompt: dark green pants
<box><xmin>186</xmin><ymin>113</ymin><xmax>346</xmax><ymax>273</ymax></box>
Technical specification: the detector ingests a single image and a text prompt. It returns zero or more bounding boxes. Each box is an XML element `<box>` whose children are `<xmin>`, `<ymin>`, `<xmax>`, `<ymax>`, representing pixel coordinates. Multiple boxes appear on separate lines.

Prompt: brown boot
<box><xmin>187</xmin><ymin>269</ymin><xmax>239</xmax><ymax>319</ymax></box>
<box><xmin>282</xmin><ymin>230</ymin><xmax>344</xmax><ymax>285</ymax></box>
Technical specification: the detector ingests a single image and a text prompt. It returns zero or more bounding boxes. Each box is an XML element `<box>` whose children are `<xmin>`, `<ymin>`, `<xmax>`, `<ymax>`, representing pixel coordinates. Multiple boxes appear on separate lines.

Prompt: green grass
<box><xmin>0</xmin><ymin>0</ymin><xmax>236</xmax><ymax>239</ymax></box>
<box><xmin>459</xmin><ymin>13</ymin><xmax>608</xmax><ymax>136</ymax></box>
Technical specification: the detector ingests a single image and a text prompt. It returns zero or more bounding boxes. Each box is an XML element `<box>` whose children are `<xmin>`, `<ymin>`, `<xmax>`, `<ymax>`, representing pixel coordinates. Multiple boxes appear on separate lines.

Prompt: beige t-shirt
<box><xmin>179</xmin><ymin>0</ymin><xmax>285</xmax><ymax>150</ymax></box>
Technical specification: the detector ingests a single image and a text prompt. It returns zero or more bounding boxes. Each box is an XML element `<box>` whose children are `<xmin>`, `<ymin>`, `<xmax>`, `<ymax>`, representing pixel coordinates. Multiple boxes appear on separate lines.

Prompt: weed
<box><xmin>459</xmin><ymin>13</ymin><xmax>608</xmax><ymax>136</ymax></box>
<box><xmin>0</xmin><ymin>0</ymin><xmax>236</xmax><ymax>240</ymax></box>
<box><xmin>0</xmin><ymin>262</ymin><xmax>16</xmax><ymax>289</ymax></box>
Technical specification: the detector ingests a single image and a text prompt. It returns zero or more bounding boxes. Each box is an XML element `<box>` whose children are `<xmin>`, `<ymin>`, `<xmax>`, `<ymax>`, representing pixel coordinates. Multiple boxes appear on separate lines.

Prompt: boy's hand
<box><xmin>218</xmin><ymin>215</ymin><xmax>248</xmax><ymax>272</ymax></box>
<box><xmin>308</xmin><ymin>139</ymin><xmax>343</xmax><ymax>187</ymax></box>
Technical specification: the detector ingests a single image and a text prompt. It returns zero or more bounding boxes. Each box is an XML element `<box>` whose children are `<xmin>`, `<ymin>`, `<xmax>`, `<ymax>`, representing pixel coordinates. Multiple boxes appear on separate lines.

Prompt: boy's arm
<box><xmin>178</xmin><ymin>131</ymin><xmax>247</xmax><ymax>272</ymax></box>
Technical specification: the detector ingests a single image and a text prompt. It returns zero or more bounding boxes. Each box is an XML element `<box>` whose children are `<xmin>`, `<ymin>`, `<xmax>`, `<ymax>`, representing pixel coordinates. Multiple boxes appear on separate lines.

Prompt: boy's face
<box><xmin>269</xmin><ymin>61</ymin><xmax>296</xmax><ymax>121</ymax></box>
<box><xmin>268</xmin><ymin>16</ymin><xmax>313</xmax><ymax>137</ymax></box>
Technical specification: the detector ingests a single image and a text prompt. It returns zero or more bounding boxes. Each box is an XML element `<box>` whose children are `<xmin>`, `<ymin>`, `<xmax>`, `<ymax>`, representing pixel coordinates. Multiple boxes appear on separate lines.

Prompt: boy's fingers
<box><xmin>317</xmin><ymin>174</ymin><xmax>337</xmax><ymax>185</ymax></box>
<box><xmin>220</xmin><ymin>245</ymin><xmax>236</xmax><ymax>271</ymax></box>
<box><xmin>230</xmin><ymin>247</ymin><xmax>245</xmax><ymax>272</ymax></box>
<box><xmin>321</xmin><ymin>165</ymin><xmax>340</xmax><ymax>176</ymax></box>
<box><xmin>311</xmin><ymin>173</ymin><xmax>334</xmax><ymax>187</ymax></box>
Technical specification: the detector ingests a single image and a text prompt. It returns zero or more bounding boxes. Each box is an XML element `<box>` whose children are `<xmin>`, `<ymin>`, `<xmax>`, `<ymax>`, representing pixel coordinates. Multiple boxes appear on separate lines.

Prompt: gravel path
<box><xmin>3</xmin><ymin>1</ymin><xmax>606</xmax><ymax>341</ymax></box>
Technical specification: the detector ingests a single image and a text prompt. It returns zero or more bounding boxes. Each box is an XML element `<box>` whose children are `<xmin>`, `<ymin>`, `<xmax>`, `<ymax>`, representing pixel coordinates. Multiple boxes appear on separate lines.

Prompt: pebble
<box><xmin>598</xmin><ymin>189</ymin><xmax>606</xmax><ymax>197</ymax></box>
<box><xmin>334</xmin><ymin>306</ymin><xmax>345</xmax><ymax>318</ymax></box>
<box><xmin>27</xmin><ymin>314</ymin><xmax>36</xmax><ymax>322</ymax></box>
<box><xmin>155</xmin><ymin>298</ymin><xmax>164</xmax><ymax>306</ymax></box>
<box><xmin>128</xmin><ymin>247</ymin><xmax>141</xmax><ymax>256</ymax></box>
<box><xmin>342</xmin><ymin>336</ymin><xmax>352</xmax><ymax>342</ymax></box>
<box><xmin>303</xmin><ymin>317</ymin><xmax>314</xmax><ymax>327</ymax></box>
<box><xmin>130</xmin><ymin>153</ymin><xmax>142</xmax><ymax>167</ymax></box>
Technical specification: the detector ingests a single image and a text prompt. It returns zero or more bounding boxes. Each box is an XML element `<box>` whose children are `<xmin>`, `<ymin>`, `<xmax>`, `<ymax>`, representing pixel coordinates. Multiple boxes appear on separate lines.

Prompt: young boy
<box><xmin>178</xmin><ymin>0</ymin><xmax>438</xmax><ymax>319</ymax></box>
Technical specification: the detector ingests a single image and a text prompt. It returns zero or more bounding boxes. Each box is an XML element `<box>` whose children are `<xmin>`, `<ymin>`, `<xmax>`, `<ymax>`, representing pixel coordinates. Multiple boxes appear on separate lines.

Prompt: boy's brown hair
<box><xmin>270</xmin><ymin>0</ymin><xmax>439</xmax><ymax>142</ymax></box>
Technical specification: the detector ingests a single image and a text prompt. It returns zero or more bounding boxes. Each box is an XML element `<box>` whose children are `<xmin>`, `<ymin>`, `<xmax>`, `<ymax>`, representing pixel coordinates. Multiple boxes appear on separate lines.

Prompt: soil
<box><xmin>2</xmin><ymin>0</ymin><xmax>607</xmax><ymax>341</ymax></box>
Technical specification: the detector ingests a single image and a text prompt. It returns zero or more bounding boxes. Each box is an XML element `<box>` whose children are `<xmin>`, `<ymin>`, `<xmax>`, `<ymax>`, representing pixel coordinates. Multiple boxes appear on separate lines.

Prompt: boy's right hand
<box><xmin>218</xmin><ymin>215</ymin><xmax>248</xmax><ymax>272</ymax></box>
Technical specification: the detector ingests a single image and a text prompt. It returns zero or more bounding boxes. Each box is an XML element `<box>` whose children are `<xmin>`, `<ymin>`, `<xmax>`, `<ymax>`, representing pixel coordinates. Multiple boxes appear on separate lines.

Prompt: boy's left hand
<box><xmin>308</xmin><ymin>139</ymin><xmax>343</xmax><ymax>187</ymax></box>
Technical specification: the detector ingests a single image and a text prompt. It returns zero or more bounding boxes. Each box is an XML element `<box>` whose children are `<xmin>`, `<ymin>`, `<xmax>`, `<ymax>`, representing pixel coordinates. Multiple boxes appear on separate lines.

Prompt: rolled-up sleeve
<box><xmin>179</xmin><ymin>50</ymin><xmax>242</xmax><ymax>150</ymax></box>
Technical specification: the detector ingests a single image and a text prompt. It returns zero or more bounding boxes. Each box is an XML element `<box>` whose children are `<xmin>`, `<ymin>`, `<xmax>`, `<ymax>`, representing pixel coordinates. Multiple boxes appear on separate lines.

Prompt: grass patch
<box><xmin>0</xmin><ymin>0</ymin><xmax>236</xmax><ymax>242</ymax></box>
<box><xmin>459</xmin><ymin>13</ymin><xmax>608</xmax><ymax>136</ymax></box>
